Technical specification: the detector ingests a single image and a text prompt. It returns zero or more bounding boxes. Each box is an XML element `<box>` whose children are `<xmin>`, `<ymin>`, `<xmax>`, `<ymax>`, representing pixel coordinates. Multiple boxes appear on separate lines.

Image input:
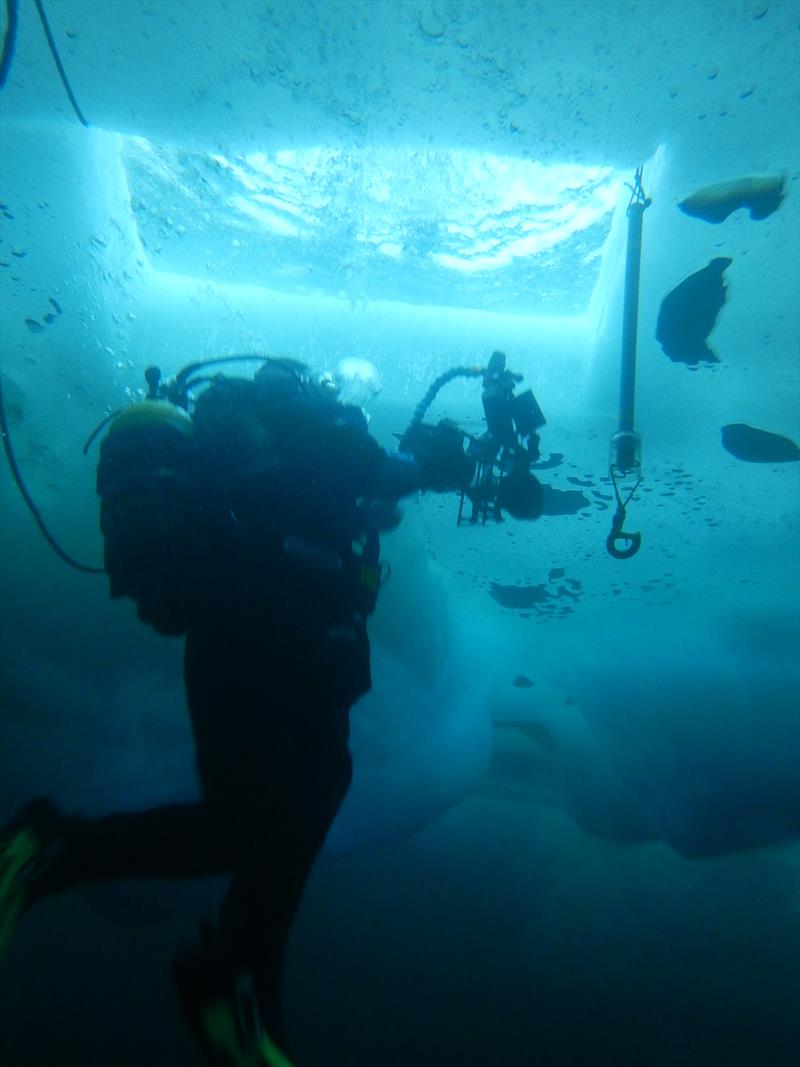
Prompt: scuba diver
<box><xmin>0</xmin><ymin>352</ymin><xmax>543</xmax><ymax>1067</ymax></box>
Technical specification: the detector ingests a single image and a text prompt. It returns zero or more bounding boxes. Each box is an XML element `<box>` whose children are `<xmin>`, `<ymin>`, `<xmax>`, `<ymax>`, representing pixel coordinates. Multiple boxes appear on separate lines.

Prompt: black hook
<box><xmin>606</xmin><ymin>505</ymin><xmax>642</xmax><ymax>560</ymax></box>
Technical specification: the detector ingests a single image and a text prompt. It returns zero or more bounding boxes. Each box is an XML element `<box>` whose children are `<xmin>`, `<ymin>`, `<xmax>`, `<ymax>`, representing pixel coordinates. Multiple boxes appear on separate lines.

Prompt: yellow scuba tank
<box><xmin>97</xmin><ymin>395</ymin><xmax>199</xmax><ymax>636</ymax></box>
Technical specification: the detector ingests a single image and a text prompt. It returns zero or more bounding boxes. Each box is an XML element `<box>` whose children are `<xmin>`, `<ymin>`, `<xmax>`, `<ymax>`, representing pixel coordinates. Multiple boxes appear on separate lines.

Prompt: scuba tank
<box><xmin>96</xmin><ymin>382</ymin><xmax>200</xmax><ymax>636</ymax></box>
<box><xmin>91</xmin><ymin>356</ymin><xmax>330</xmax><ymax>636</ymax></box>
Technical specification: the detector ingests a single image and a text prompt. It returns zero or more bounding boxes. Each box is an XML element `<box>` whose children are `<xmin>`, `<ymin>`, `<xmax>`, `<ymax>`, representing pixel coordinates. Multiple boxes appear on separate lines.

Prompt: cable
<box><xmin>0</xmin><ymin>2</ymin><xmax>99</xmax><ymax>570</ymax></box>
<box><xmin>0</xmin><ymin>0</ymin><xmax>18</xmax><ymax>88</ymax></box>
<box><xmin>0</xmin><ymin>372</ymin><xmax>104</xmax><ymax>573</ymax></box>
<box><xmin>33</xmin><ymin>0</ymin><xmax>89</xmax><ymax>126</ymax></box>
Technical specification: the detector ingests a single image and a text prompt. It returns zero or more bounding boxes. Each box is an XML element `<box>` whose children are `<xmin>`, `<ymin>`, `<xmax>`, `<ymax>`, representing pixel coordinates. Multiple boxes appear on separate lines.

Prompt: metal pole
<box><xmin>606</xmin><ymin>168</ymin><xmax>649</xmax><ymax>560</ymax></box>
<box><xmin>616</xmin><ymin>199</ymin><xmax>645</xmax><ymax>471</ymax></box>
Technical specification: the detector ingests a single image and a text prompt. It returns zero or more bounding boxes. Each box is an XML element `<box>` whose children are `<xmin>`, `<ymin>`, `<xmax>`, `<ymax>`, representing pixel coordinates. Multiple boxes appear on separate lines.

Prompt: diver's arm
<box><xmin>371</xmin><ymin>422</ymin><xmax>475</xmax><ymax>497</ymax></box>
<box><xmin>374</xmin><ymin>450</ymin><xmax>425</xmax><ymax>498</ymax></box>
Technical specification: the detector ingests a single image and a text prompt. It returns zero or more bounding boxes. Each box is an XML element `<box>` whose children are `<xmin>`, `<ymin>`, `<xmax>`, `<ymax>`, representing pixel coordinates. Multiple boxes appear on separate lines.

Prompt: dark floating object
<box><xmin>721</xmin><ymin>423</ymin><xmax>800</xmax><ymax>463</ymax></box>
<box><xmin>532</xmin><ymin>451</ymin><xmax>564</xmax><ymax>471</ymax></box>
<box><xmin>679</xmin><ymin>175</ymin><xmax>786</xmax><ymax>224</ymax></box>
<box><xmin>43</xmin><ymin>313</ymin><xmax>56</xmax><ymax>324</ymax></box>
<box><xmin>553</xmin><ymin>584</ymin><xmax>579</xmax><ymax>601</ymax></box>
<box><xmin>540</xmin><ymin>485</ymin><xmax>591</xmax><ymax>515</ymax></box>
<box><xmin>49</xmin><ymin>297</ymin><xmax>63</xmax><ymax>314</ymax></box>
<box><xmin>512</xmin><ymin>675</ymin><xmax>535</xmax><ymax>688</ymax></box>
<box><xmin>548</xmin><ymin>567</ymin><xmax>565</xmax><ymax>580</ymax></box>
<box><xmin>656</xmin><ymin>257</ymin><xmax>731</xmax><ymax>365</ymax></box>
<box><xmin>25</xmin><ymin>318</ymin><xmax>44</xmax><ymax>334</ymax></box>
<box><xmin>490</xmin><ymin>582</ymin><xmax>549</xmax><ymax>608</ymax></box>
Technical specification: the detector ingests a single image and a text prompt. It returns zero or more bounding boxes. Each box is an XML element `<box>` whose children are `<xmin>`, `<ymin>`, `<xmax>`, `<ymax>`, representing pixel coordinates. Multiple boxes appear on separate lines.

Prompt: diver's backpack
<box><xmin>96</xmin><ymin>361</ymin><xmax>379</xmax><ymax>635</ymax></box>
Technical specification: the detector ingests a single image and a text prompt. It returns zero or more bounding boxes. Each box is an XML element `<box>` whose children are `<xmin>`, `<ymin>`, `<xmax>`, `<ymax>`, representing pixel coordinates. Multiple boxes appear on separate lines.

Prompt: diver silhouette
<box><xmin>0</xmin><ymin>356</ymin><xmax>479</xmax><ymax>1067</ymax></box>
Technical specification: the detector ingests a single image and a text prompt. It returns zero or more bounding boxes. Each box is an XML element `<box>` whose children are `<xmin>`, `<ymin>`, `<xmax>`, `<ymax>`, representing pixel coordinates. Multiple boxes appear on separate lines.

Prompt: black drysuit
<box><xmin>34</xmin><ymin>376</ymin><xmax>423</xmax><ymax>1052</ymax></box>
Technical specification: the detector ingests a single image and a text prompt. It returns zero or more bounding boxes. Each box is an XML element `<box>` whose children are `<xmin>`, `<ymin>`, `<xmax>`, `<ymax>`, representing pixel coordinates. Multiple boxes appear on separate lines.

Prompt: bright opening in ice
<box><xmin>121</xmin><ymin>137</ymin><xmax>626</xmax><ymax>316</ymax></box>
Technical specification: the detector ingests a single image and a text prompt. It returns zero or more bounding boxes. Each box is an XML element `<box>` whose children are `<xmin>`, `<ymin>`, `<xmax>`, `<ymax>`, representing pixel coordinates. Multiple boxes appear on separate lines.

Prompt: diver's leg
<box><xmin>172</xmin><ymin>742</ymin><xmax>353</xmax><ymax>1067</ymax></box>
<box><xmin>174</xmin><ymin>620</ymin><xmax>365</xmax><ymax>1066</ymax></box>
<box><xmin>0</xmin><ymin>796</ymin><xmax>239</xmax><ymax>958</ymax></box>
<box><xmin>26</xmin><ymin>801</ymin><xmax>238</xmax><ymax>900</ymax></box>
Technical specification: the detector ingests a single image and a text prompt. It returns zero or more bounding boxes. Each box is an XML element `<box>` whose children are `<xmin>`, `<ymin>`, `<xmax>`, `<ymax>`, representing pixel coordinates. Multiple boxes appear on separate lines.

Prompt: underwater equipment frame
<box><xmin>401</xmin><ymin>351</ymin><xmax>546</xmax><ymax>526</ymax></box>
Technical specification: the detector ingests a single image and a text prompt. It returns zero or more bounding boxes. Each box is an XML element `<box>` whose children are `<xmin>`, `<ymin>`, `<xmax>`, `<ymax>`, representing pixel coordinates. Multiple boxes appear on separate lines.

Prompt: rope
<box><xmin>625</xmin><ymin>164</ymin><xmax>650</xmax><ymax>217</ymax></box>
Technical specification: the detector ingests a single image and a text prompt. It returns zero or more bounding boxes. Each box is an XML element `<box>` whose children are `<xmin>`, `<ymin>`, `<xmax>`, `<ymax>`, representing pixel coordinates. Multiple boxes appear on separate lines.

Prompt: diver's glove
<box><xmin>399</xmin><ymin>420</ymin><xmax>475</xmax><ymax>492</ymax></box>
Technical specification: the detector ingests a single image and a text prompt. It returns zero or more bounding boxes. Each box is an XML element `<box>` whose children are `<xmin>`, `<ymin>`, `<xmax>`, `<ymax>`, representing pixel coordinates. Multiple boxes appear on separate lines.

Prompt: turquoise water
<box><xmin>1</xmin><ymin>2</ymin><xmax>798</xmax><ymax>1065</ymax></box>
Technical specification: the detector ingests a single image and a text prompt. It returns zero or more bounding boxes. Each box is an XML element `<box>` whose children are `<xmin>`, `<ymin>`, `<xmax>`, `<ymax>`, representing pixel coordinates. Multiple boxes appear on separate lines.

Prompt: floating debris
<box><xmin>656</xmin><ymin>258</ymin><xmax>731</xmax><ymax>365</ymax></box>
<box><xmin>533</xmin><ymin>452</ymin><xmax>564</xmax><ymax>471</ymax></box>
<box><xmin>490</xmin><ymin>583</ymin><xmax>549</xmax><ymax>609</ymax></box>
<box><xmin>540</xmin><ymin>485</ymin><xmax>591</xmax><ymax>515</ymax></box>
<box><xmin>721</xmin><ymin>424</ymin><xmax>800</xmax><ymax>463</ymax></box>
<box><xmin>25</xmin><ymin>319</ymin><xmax>44</xmax><ymax>334</ymax></box>
<box><xmin>553</xmin><ymin>584</ymin><xmax>580</xmax><ymax>601</ymax></box>
<box><xmin>49</xmin><ymin>297</ymin><xmax>63</xmax><ymax>314</ymax></box>
<box><xmin>679</xmin><ymin>175</ymin><xmax>785</xmax><ymax>223</ymax></box>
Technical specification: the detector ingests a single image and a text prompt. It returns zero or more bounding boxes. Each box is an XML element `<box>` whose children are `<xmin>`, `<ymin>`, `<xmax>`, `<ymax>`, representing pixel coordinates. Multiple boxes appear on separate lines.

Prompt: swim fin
<box><xmin>0</xmin><ymin>798</ymin><xmax>64</xmax><ymax>958</ymax></box>
<box><xmin>173</xmin><ymin>948</ymin><xmax>298</xmax><ymax>1067</ymax></box>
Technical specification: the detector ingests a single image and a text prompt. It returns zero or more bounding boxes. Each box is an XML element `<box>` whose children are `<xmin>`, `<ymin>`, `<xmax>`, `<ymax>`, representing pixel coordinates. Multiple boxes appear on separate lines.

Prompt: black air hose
<box><xmin>406</xmin><ymin>366</ymin><xmax>484</xmax><ymax>435</ymax></box>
